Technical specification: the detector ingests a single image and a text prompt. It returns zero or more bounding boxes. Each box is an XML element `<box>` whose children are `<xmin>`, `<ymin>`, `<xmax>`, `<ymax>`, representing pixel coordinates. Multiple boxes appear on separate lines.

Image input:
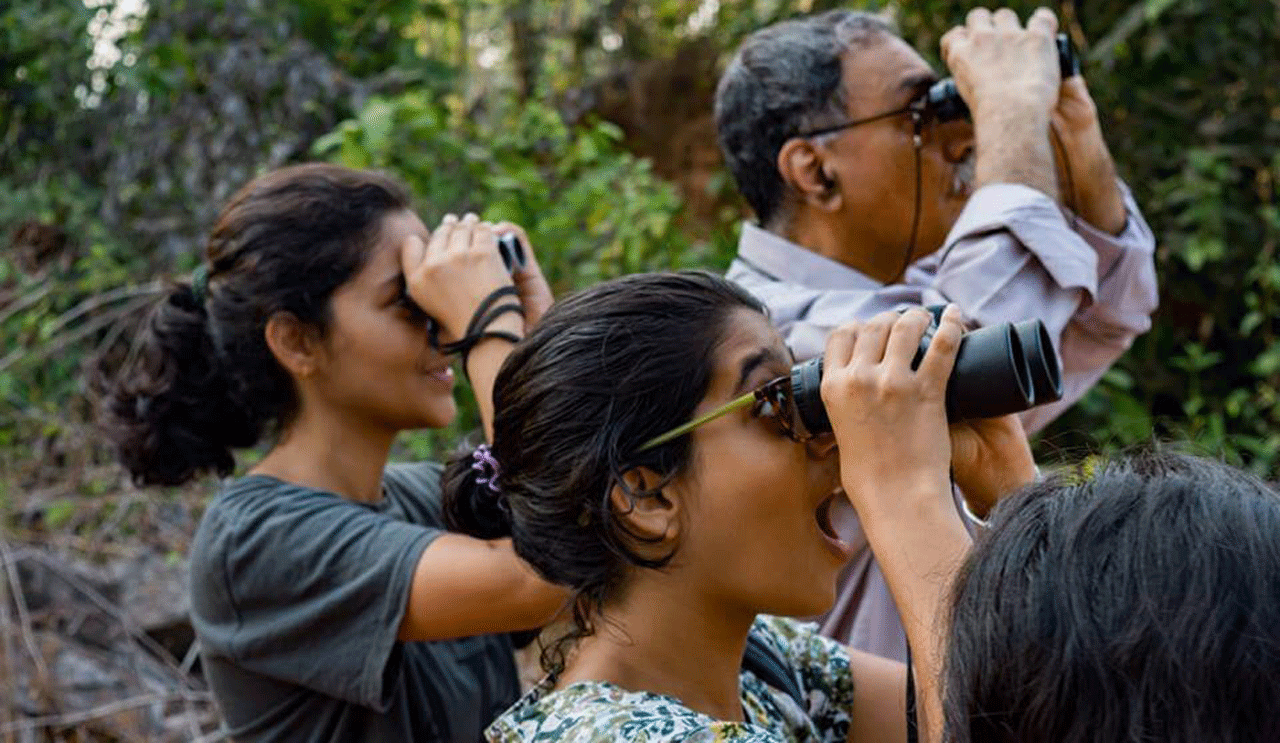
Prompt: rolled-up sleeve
<box><xmin>929</xmin><ymin>182</ymin><xmax>1157</xmax><ymax>432</ymax></box>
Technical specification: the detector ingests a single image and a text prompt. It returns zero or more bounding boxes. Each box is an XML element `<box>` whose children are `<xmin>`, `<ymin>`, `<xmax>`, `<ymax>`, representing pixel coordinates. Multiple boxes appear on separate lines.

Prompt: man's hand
<box><xmin>941</xmin><ymin>7</ymin><xmax>1060</xmax><ymax>118</ymax></box>
<box><xmin>1051</xmin><ymin>77</ymin><xmax>1128</xmax><ymax>235</ymax></box>
<box><xmin>941</xmin><ymin>7</ymin><xmax>1061</xmax><ymax>200</ymax></box>
<box><xmin>950</xmin><ymin>414</ymin><xmax>1038</xmax><ymax>519</ymax></box>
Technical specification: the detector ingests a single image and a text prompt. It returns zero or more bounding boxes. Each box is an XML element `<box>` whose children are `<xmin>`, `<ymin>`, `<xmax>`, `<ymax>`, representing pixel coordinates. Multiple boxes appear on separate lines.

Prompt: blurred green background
<box><xmin>3</xmin><ymin>0</ymin><xmax>1278</xmax><ymax>512</ymax></box>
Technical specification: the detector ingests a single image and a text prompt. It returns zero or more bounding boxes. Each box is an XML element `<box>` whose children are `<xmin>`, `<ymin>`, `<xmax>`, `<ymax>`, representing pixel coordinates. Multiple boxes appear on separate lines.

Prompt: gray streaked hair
<box><xmin>715</xmin><ymin>10</ymin><xmax>895</xmax><ymax>227</ymax></box>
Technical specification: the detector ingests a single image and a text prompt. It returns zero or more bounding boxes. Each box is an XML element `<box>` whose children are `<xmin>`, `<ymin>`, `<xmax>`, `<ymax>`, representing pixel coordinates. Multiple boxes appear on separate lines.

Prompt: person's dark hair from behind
<box><xmin>714</xmin><ymin>9</ymin><xmax>892</xmax><ymax>227</ymax></box>
<box><xmin>93</xmin><ymin>164</ymin><xmax>410</xmax><ymax>487</ymax></box>
<box><xmin>944</xmin><ymin>451</ymin><xmax>1280</xmax><ymax>743</ymax></box>
<box><xmin>442</xmin><ymin>271</ymin><xmax>765</xmax><ymax>667</ymax></box>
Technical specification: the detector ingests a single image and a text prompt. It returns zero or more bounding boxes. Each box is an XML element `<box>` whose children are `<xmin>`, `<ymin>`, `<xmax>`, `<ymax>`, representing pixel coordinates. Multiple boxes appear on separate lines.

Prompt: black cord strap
<box><xmin>906</xmin><ymin>643</ymin><xmax>918</xmax><ymax>743</ymax></box>
<box><xmin>432</xmin><ymin>286</ymin><xmax>522</xmax><ymax>354</ymax></box>
<box><xmin>431</xmin><ymin>285</ymin><xmax>526</xmax><ymax>377</ymax></box>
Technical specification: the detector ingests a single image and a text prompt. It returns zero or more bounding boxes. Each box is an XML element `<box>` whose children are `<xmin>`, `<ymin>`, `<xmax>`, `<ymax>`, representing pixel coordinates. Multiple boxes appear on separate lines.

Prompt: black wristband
<box><xmin>434</xmin><ymin>286</ymin><xmax>523</xmax><ymax>356</ymax></box>
<box><xmin>460</xmin><ymin>329</ymin><xmax>523</xmax><ymax>374</ymax></box>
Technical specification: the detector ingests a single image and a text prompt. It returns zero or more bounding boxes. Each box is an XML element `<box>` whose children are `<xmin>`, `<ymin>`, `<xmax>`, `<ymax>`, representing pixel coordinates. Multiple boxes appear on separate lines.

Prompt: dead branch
<box><xmin>0</xmin><ymin>690</ymin><xmax>214</xmax><ymax>736</ymax></box>
<box><xmin>0</xmin><ymin>538</ymin><xmax>49</xmax><ymax>684</ymax></box>
<box><xmin>9</xmin><ymin>548</ymin><xmax>192</xmax><ymax>682</ymax></box>
<box><xmin>0</xmin><ymin>294</ymin><xmax>156</xmax><ymax>374</ymax></box>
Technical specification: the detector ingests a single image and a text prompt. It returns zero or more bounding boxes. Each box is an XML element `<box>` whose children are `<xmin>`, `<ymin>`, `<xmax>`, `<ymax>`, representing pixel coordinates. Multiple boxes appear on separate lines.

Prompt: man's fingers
<box><xmin>1027</xmin><ymin>6</ymin><xmax>1058</xmax><ymax>35</ymax></box>
<box><xmin>992</xmin><ymin>7</ymin><xmax>1021</xmax><ymax>31</ymax></box>
<box><xmin>915</xmin><ymin>305</ymin><xmax>964</xmax><ymax>388</ymax></box>
<box><xmin>965</xmin><ymin>7</ymin><xmax>993</xmax><ymax>29</ymax></box>
<box><xmin>940</xmin><ymin>26</ymin><xmax>965</xmax><ymax>64</ymax></box>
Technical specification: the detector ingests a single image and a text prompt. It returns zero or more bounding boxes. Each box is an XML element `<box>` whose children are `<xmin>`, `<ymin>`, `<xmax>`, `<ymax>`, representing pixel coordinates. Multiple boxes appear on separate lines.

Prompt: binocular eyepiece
<box><xmin>924</xmin><ymin>33</ymin><xmax>1081</xmax><ymax>124</ymax></box>
<box><xmin>789</xmin><ymin>308</ymin><xmax>1063</xmax><ymax>436</ymax></box>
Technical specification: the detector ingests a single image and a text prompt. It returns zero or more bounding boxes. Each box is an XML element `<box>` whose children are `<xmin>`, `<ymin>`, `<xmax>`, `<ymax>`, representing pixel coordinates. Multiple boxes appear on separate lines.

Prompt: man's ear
<box><xmin>608</xmin><ymin>468</ymin><xmax>681</xmax><ymax>553</ymax></box>
<box><xmin>777</xmin><ymin>138</ymin><xmax>843</xmax><ymax>212</ymax></box>
<box><xmin>264</xmin><ymin>311</ymin><xmax>323</xmax><ymax>378</ymax></box>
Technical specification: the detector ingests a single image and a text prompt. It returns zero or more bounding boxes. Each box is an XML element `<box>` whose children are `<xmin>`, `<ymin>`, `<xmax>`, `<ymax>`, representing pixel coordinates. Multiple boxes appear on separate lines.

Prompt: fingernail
<box><xmin>463</xmin><ymin>212</ymin><xmax>479</xmax><ymax>222</ymax></box>
<box><xmin>442</xmin><ymin>213</ymin><xmax>458</xmax><ymax>223</ymax></box>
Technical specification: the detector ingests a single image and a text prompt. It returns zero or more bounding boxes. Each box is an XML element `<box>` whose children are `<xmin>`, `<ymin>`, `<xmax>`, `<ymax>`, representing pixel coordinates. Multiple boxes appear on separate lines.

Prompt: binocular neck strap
<box><xmin>892</xmin><ymin>113</ymin><xmax>925</xmax><ymax>285</ymax></box>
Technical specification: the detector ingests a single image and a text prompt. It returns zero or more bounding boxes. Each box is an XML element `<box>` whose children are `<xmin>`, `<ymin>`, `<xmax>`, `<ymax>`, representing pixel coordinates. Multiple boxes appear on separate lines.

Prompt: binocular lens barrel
<box><xmin>788</xmin><ymin>317</ymin><xmax>1064</xmax><ymax>437</ymax></box>
<box><xmin>498</xmin><ymin>232</ymin><xmax>527</xmax><ymax>273</ymax></box>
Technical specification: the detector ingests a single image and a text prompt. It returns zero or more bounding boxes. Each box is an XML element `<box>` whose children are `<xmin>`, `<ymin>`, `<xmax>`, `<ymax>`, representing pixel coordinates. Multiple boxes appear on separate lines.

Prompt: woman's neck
<box><xmin>557</xmin><ymin>574</ymin><xmax>757</xmax><ymax>722</ymax></box>
<box><xmin>250</xmin><ymin>406</ymin><xmax>395</xmax><ymax>503</ymax></box>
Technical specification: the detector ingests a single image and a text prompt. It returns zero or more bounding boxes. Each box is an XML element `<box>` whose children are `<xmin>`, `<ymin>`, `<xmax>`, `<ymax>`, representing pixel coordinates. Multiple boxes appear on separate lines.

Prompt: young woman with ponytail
<box><xmin>439</xmin><ymin>270</ymin><xmax>1037</xmax><ymax>743</ymax></box>
<box><xmin>93</xmin><ymin>163</ymin><xmax>565</xmax><ymax>742</ymax></box>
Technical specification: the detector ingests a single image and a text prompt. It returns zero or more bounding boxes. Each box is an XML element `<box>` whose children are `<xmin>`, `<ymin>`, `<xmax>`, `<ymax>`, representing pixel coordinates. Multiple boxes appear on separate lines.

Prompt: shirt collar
<box><xmin>736</xmin><ymin>222</ymin><xmax>883</xmax><ymax>291</ymax></box>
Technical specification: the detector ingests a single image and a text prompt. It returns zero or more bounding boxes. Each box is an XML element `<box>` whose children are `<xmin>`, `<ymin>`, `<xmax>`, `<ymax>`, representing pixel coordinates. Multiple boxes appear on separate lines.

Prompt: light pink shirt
<box><xmin>725</xmin><ymin>181</ymin><xmax>1158</xmax><ymax>661</ymax></box>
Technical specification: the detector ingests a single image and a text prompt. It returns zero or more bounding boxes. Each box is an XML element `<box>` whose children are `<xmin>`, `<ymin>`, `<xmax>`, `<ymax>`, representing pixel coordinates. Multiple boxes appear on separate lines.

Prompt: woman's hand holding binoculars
<box><xmin>820</xmin><ymin>306</ymin><xmax>961</xmax><ymax>522</ymax></box>
<box><xmin>399</xmin><ymin>213</ymin><xmax>551</xmax><ymax>441</ymax></box>
<box><xmin>400</xmin><ymin>213</ymin><xmax>519</xmax><ymax>346</ymax></box>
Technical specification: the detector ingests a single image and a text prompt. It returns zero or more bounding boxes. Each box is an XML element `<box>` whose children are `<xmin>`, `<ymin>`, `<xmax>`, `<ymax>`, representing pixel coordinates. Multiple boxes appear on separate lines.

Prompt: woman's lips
<box><xmin>423</xmin><ymin>366</ymin><xmax>454</xmax><ymax>385</ymax></box>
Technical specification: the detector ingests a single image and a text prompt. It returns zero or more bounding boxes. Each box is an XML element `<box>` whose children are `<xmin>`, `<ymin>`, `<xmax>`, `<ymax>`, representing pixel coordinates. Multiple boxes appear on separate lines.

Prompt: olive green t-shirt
<box><xmin>189</xmin><ymin>462</ymin><xmax>520</xmax><ymax>742</ymax></box>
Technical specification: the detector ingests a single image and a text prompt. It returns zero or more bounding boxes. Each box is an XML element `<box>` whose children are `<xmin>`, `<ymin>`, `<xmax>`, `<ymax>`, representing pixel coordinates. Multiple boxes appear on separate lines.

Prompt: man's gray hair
<box><xmin>715</xmin><ymin>10</ymin><xmax>895</xmax><ymax>227</ymax></box>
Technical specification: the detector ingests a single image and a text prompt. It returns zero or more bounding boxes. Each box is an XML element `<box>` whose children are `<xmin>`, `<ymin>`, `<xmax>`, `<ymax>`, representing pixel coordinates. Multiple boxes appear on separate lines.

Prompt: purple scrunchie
<box><xmin>470</xmin><ymin>444</ymin><xmax>502</xmax><ymax>494</ymax></box>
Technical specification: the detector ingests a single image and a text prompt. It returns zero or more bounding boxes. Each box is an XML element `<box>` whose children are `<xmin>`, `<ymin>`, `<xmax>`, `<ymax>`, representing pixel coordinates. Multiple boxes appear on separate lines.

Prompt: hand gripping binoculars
<box><xmin>788</xmin><ymin>307</ymin><xmax>1064</xmax><ymax>435</ymax></box>
<box><xmin>922</xmin><ymin>33</ymin><xmax>1081</xmax><ymax>124</ymax></box>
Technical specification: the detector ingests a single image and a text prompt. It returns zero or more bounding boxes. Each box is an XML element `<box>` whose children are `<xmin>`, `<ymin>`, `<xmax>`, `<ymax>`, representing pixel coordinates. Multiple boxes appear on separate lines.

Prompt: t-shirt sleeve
<box><xmin>752</xmin><ymin>615</ymin><xmax>857</xmax><ymax>738</ymax></box>
<box><xmin>191</xmin><ymin>483</ymin><xmax>442</xmax><ymax>711</ymax></box>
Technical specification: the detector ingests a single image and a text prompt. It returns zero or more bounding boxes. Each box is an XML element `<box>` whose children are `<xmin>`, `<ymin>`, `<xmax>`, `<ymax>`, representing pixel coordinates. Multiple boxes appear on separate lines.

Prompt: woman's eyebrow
<box><xmin>734</xmin><ymin>347</ymin><xmax>787</xmax><ymax>395</ymax></box>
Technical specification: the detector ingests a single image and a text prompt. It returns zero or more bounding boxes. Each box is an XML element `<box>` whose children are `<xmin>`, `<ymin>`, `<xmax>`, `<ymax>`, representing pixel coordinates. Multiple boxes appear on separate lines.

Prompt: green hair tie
<box><xmin>191</xmin><ymin>264</ymin><xmax>210</xmax><ymax>303</ymax></box>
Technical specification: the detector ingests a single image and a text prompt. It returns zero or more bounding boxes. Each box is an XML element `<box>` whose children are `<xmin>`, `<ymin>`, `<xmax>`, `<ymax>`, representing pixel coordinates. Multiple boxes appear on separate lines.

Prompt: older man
<box><xmin>716</xmin><ymin>7</ymin><xmax>1157</xmax><ymax>660</ymax></box>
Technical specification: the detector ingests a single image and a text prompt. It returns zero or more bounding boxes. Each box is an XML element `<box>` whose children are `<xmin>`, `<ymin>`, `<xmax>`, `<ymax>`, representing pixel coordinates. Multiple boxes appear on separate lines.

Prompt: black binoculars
<box><xmin>497</xmin><ymin>232</ymin><xmax>527</xmax><ymax>273</ymax></box>
<box><xmin>922</xmin><ymin>33</ymin><xmax>1081</xmax><ymax>124</ymax></box>
<box><xmin>788</xmin><ymin>307</ymin><xmax>1063</xmax><ymax>435</ymax></box>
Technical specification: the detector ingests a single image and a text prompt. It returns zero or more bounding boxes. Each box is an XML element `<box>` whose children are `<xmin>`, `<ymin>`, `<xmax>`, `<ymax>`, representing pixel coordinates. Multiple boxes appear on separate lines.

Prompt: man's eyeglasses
<box><xmin>638</xmin><ymin>375</ymin><xmax>814</xmax><ymax>452</ymax></box>
<box><xmin>793</xmin><ymin>79</ymin><xmax>971</xmax><ymax>141</ymax></box>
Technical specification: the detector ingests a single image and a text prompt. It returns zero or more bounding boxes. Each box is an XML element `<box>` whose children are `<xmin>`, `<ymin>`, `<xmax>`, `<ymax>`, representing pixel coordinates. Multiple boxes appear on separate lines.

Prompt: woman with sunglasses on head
<box><xmin>93</xmin><ymin>163</ymin><xmax>566</xmax><ymax>742</ymax></box>
<box><xmin>441</xmin><ymin>270</ymin><xmax>1036</xmax><ymax>742</ymax></box>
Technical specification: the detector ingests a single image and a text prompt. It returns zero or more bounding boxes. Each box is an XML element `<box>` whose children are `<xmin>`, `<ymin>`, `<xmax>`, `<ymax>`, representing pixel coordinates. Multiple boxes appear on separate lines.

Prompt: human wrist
<box><xmin>848</xmin><ymin>476</ymin><xmax>955</xmax><ymax>530</ymax></box>
<box><xmin>974</xmin><ymin>109</ymin><xmax>1058</xmax><ymax>200</ymax></box>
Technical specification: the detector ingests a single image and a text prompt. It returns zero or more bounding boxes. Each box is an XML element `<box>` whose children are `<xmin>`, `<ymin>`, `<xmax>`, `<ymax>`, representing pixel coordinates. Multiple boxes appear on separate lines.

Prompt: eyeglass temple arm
<box><xmin>637</xmin><ymin>391</ymin><xmax>758</xmax><ymax>452</ymax></box>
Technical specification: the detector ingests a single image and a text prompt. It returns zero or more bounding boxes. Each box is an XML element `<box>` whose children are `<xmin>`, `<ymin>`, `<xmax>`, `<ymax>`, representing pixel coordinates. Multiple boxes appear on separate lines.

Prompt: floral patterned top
<box><xmin>486</xmin><ymin>615</ymin><xmax>857</xmax><ymax>742</ymax></box>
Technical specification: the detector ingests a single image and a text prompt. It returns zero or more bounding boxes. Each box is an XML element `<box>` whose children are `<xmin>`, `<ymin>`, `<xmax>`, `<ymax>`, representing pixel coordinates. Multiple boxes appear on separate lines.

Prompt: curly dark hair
<box><xmin>441</xmin><ymin>271</ymin><xmax>765</xmax><ymax>670</ymax></box>
<box><xmin>93</xmin><ymin>163</ymin><xmax>411</xmax><ymax>486</ymax></box>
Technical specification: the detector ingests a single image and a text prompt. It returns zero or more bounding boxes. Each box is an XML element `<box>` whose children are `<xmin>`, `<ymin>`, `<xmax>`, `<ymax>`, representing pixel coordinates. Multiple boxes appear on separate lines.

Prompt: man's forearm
<box><xmin>973</xmin><ymin>103</ymin><xmax>1059</xmax><ymax>201</ymax></box>
<box><xmin>1053</xmin><ymin>120</ymin><xmax>1127</xmax><ymax>235</ymax></box>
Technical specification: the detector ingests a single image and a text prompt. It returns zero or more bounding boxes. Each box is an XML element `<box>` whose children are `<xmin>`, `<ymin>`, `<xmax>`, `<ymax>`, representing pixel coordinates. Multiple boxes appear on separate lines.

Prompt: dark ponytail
<box><xmin>93</xmin><ymin>164</ymin><xmax>411</xmax><ymax>487</ymax></box>
<box><xmin>442</xmin><ymin>444</ymin><xmax>513</xmax><ymax>540</ymax></box>
<box><xmin>95</xmin><ymin>282</ymin><xmax>256</xmax><ymax>486</ymax></box>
